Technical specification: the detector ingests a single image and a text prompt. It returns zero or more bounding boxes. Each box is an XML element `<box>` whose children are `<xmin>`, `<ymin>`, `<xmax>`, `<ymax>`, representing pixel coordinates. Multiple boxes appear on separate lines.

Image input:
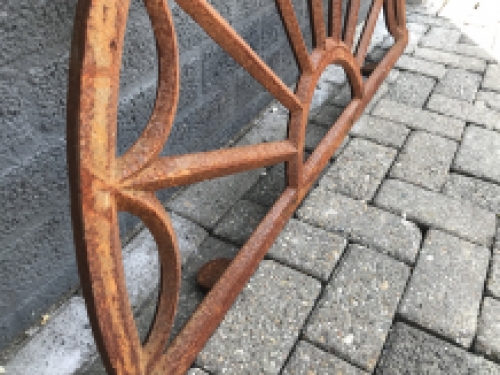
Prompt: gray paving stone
<box><xmin>213</xmin><ymin>199</ymin><xmax>268</xmax><ymax>245</ymax></box>
<box><xmin>387</xmin><ymin>71</ymin><xmax>436</xmax><ymax>107</ymax></box>
<box><xmin>390</xmin><ymin>131</ymin><xmax>458</xmax><ymax>191</ymax></box>
<box><xmin>420</xmin><ymin>26</ymin><xmax>461</xmax><ymax>50</ymax></box>
<box><xmin>305</xmin><ymin>122</ymin><xmax>328</xmax><ymax>152</ymax></box>
<box><xmin>373</xmin><ymin>98</ymin><xmax>465</xmax><ymax>140</ymax></box>
<box><xmin>244</xmin><ymin>164</ymin><xmax>286</xmax><ymax>207</ymax></box>
<box><xmin>376</xmin><ymin>323</ymin><xmax>500</xmax><ymax>375</ymax></box>
<box><xmin>367</xmin><ymin>46</ymin><xmax>389</xmax><ymax>64</ymax></box>
<box><xmin>167</xmin><ymin>169</ymin><xmax>262</xmax><ymax>229</ymax></box>
<box><xmin>170</xmin><ymin>212</ymin><xmax>209</xmax><ymax>265</ymax></box>
<box><xmin>386</xmin><ymin>69</ymin><xmax>400</xmax><ymax>84</ymax></box>
<box><xmin>448</xmin><ymin>43</ymin><xmax>497</xmax><ymax>63</ymax></box>
<box><xmin>237</xmin><ymin>103</ymin><xmax>288</xmax><ymax>145</ymax></box>
<box><xmin>310</xmin><ymin>104</ymin><xmax>345</xmax><ymax>127</ymax></box>
<box><xmin>404</xmin><ymin>22</ymin><xmax>429</xmax><ymax>55</ymax></box>
<box><xmin>406</xmin><ymin>12</ymin><xmax>450</xmax><ymax>27</ymax></box>
<box><xmin>476</xmin><ymin>90</ymin><xmax>500</xmax><ymax>111</ymax></box>
<box><xmin>305</xmin><ymin>245</ymin><xmax>410</xmax><ymax>371</ymax></box>
<box><xmin>414</xmin><ymin>47</ymin><xmax>487</xmax><ymax>73</ymax></box>
<box><xmin>375</xmin><ymin>179</ymin><xmax>496</xmax><ymax>246</ymax></box>
<box><xmin>4</xmin><ymin>298</ymin><xmax>96</xmax><ymax>375</ymax></box>
<box><xmin>487</xmin><ymin>249</ymin><xmax>500</xmax><ymax>300</ymax></box>
<box><xmin>399</xmin><ymin>230</ymin><xmax>490</xmax><ymax>347</ymax></box>
<box><xmin>322</xmin><ymin>65</ymin><xmax>348</xmax><ymax>85</ymax></box>
<box><xmin>395</xmin><ymin>55</ymin><xmax>447</xmax><ymax>79</ymax></box>
<box><xmin>350</xmin><ymin>115</ymin><xmax>410</xmax><ymax>148</ymax></box>
<box><xmin>330</xmin><ymin>84</ymin><xmax>352</xmax><ymax>108</ymax></box>
<box><xmin>267</xmin><ymin>218</ymin><xmax>347</xmax><ymax>282</ymax></box>
<box><xmin>318</xmin><ymin>138</ymin><xmax>397</xmax><ymax>201</ymax></box>
<box><xmin>476</xmin><ymin>297</ymin><xmax>500</xmax><ymax>361</ymax></box>
<box><xmin>171</xmin><ymin>237</ymin><xmax>239</xmax><ymax>340</ymax></box>
<box><xmin>454</xmin><ymin>126</ymin><xmax>500</xmax><ymax>184</ymax></box>
<box><xmin>187</xmin><ymin>369</ymin><xmax>209</xmax><ymax>375</ymax></box>
<box><xmin>365</xmin><ymin>82</ymin><xmax>390</xmax><ymax>114</ymax></box>
<box><xmin>427</xmin><ymin>94</ymin><xmax>500</xmax><ymax>131</ymax></box>
<box><xmin>297</xmin><ymin>189</ymin><xmax>422</xmax><ymax>264</ymax></box>
<box><xmin>197</xmin><ymin>260</ymin><xmax>321</xmax><ymax>375</ymax></box>
<box><xmin>483</xmin><ymin>64</ymin><xmax>500</xmax><ymax>92</ymax></box>
<box><xmin>282</xmin><ymin>341</ymin><xmax>368</xmax><ymax>375</ymax></box>
<box><xmin>443</xmin><ymin>173</ymin><xmax>500</xmax><ymax>214</ymax></box>
<box><xmin>310</xmin><ymin>77</ymin><xmax>341</xmax><ymax>111</ymax></box>
<box><xmin>434</xmin><ymin>68</ymin><xmax>482</xmax><ymax>102</ymax></box>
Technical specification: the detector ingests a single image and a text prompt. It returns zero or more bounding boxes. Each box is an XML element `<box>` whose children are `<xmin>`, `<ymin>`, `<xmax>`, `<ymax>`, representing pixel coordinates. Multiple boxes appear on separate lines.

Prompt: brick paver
<box><xmin>483</xmin><ymin>64</ymin><xmax>500</xmax><ymax>92</ymax></box>
<box><xmin>373</xmin><ymin>98</ymin><xmax>465</xmax><ymax>140</ymax></box>
<box><xmin>375</xmin><ymin>179</ymin><xmax>497</xmax><ymax>246</ymax></box>
<box><xmin>298</xmin><ymin>189</ymin><xmax>422</xmax><ymax>264</ymax></box>
<box><xmin>244</xmin><ymin>164</ymin><xmax>285</xmax><ymax>208</ymax></box>
<box><xmin>238</xmin><ymin>104</ymin><xmax>288</xmax><ymax>145</ymax></box>
<box><xmin>267</xmin><ymin>218</ymin><xmax>347</xmax><ymax>282</ymax></box>
<box><xmin>389</xmin><ymin>131</ymin><xmax>457</xmax><ymax>191</ymax></box>
<box><xmin>434</xmin><ymin>68</ymin><xmax>482</xmax><ymax>102</ymax></box>
<box><xmin>443</xmin><ymin>173</ymin><xmax>500</xmax><ymax>214</ymax></box>
<box><xmin>305</xmin><ymin>122</ymin><xmax>328</xmax><ymax>152</ymax></box>
<box><xmin>427</xmin><ymin>94</ymin><xmax>500</xmax><ymax>130</ymax></box>
<box><xmin>404</xmin><ymin>22</ymin><xmax>429</xmax><ymax>54</ymax></box>
<box><xmin>376</xmin><ymin>323</ymin><xmax>500</xmax><ymax>375</ymax></box>
<box><xmin>172</xmin><ymin>237</ymin><xmax>239</xmax><ymax>337</ymax></box>
<box><xmin>213</xmin><ymin>199</ymin><xmax>268</xmax><ymax>245</ymax></box>
<box><xmin>476</xmin><ymin>90</ymin><xmax>500</xmax><ymax>111</ymax></box>
<box><xmin>282</xmin><ymin>341</ymin><xmax>368</xmax><ymax>375</ymax></box>
<box><xmin>420</xmin><ymin>26</ymin><xmax>461</xmax><ymax>50</ymax></box>
<box><xmin>187</xmin><ymin>369</ymin><xmax>209</xmax><ymax>375</ymax></box>
<box><xmin>305</xmin><ymin>245</ymin><xmax>409</xmax><ymax>371</ymax></box>
<box><xmin>167</xmin><ymin>169</ymin><xmax>262</xmax><ymax>229</ymax></box>
<box><xmin>318</xmin><ymin>138</ymin><xmax>397</xmax><ymax>201</ymax></box>
<box><xmin>454</xmin><ymin>126</ymin><xmax>500</xmax><ymax>183</ymax></box>
<box><xmin>387</xmin><ymin>71</ymin><xmax>436</xmax><ymax>107</ymax></box>
<box><xmin>414</xmin><ymin>46</ymin><xmax>487</xmax><ymax>72</ymax></box>
<box><xmin>311</xmin><ymin>104</ymin><xmax>345</xmax><ymax>127</ymax></box>
<box><xmin>197</xmin><ymin>261</ymin><xmax>321</xmax><ymax>375</ymax></box>
<box><xmin>395</xmin><ymin>55</ymin><xmax>447</xmax><ymax>79</ymax></box>
<box><xmin>350</xmin><ymin>115</ymin><xmax>410</xmax><ymax>148</ymax></box>
<box><xmin>398</xmin><ymin>230</ymin><xmax>490</xmax><ymax>347</ymax></box>
<box><xmin>487</xmin><ymin>249</ymin><xmax>500</xmax><ymax>299</ymax></box>
<box><xmin>476</xmin><ymin>298</ymin><xmax>500</xmax><ymax>362</ymax></box>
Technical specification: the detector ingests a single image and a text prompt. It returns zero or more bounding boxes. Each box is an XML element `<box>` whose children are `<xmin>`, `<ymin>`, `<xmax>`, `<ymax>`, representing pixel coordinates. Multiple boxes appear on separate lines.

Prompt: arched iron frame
<box><xmin>67</xmin><ymin>0</ymin><xmax>408</xmax><ymax>373</ymax></box>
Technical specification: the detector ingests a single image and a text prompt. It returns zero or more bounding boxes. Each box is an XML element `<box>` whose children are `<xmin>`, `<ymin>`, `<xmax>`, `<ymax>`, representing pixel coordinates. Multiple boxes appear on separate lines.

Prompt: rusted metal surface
<box><xmin>67</xmin><ymin>0</ymin><xmax>408</xmax><ymax>374</ymax></box>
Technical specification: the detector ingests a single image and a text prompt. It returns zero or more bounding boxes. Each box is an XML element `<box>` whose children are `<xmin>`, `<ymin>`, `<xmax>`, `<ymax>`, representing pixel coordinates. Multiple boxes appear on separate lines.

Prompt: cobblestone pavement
<box><xmin>8</xmin><ymin>1</ymin><xmax>500</xmax><ymax>375</ymax></box>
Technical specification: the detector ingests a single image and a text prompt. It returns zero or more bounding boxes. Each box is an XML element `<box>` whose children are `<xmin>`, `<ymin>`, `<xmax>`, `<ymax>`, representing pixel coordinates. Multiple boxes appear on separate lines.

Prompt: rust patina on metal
<box><xmin>67</xmin><ymin>1</ymin><xmax>408</xmax><ymax>374</ymax></box>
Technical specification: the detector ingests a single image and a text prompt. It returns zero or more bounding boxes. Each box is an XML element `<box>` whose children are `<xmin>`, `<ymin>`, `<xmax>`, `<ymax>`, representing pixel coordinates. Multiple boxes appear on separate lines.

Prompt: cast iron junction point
<box><xmin>66</xmin><ymin>0</ymin><xmax>408</xmax><ymax>374</ymax></box>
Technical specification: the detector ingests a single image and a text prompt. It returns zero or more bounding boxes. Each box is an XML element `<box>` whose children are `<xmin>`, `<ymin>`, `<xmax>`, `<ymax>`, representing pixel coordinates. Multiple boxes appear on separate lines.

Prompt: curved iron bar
<box><xmin>67</xmin><ymin>0</ymin><xmax>408</xmax><ymax>374</ymax></box>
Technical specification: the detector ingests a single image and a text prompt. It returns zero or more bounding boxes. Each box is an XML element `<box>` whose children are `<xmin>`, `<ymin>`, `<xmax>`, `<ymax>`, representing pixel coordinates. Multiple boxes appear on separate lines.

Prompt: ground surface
<box><xmin>5</xmin><ymin>0</ymin><xmax>500</xmax><ymax>374</ymax></box>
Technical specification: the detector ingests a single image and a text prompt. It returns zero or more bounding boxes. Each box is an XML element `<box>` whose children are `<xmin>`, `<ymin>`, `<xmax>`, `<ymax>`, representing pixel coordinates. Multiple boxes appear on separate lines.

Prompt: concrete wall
<box><xmin>0</xmin><ymin>0</ymin><xmax>370</xmax><ymax>351</ymax></box>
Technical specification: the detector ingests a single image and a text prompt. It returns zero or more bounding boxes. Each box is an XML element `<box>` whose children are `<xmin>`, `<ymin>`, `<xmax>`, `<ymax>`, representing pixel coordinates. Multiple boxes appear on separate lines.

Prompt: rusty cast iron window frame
<box><xmin>66</xmin><ymin>0</ymin><xmax>408</xmax><ymax>373</ymax></box>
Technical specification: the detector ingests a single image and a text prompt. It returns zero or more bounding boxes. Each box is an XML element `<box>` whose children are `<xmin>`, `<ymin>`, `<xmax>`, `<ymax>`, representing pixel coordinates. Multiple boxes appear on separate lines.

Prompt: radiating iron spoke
<box><xmin>121</xmin><ymin>141</ymin><xmax>297</xmax><ymax>191</ymax></box>
<box><xmin>310</xmin><ymin>0</ymin><xmax>327</xmax><ymax>48</ymax></box>
<box><xmin>344</xmin><ymin>0</ymin><xmax>361</xmax><ymax>47</ymax></box>
<box><xmin>384</xmin><ymin>0</ymin><xmax>399</xmax><ymax>37</ymax></box>
<box><xmin>396</xmin><ymin>0</ymin><xmax>406</xmax><ymax>28</ymax></box>
<box><xmin>330</xmin><ymin>0</ymin><xmax>343</xmax><ymax>42</ymax></box>
<box><xmin>175</xmin><ymin>0</ymin><xmax>302</xmax><ymax>111</ymax></box>
<box><xmin>275</xmin><ymin>0</ymin><xmax>313</xmax><ymax>72</ymax></box>
<box><xmin>355</xmin><ymin>0</ymin><xmax>384</xmax><ymax>65</ymax></box>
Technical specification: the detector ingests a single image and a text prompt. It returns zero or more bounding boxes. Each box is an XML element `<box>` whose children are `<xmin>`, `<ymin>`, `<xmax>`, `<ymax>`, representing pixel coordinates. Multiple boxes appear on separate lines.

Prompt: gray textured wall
<box><xmin>0</xmin><ymin>0</ymin><xmax>370</xmax><ymax>351</ymax></box>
